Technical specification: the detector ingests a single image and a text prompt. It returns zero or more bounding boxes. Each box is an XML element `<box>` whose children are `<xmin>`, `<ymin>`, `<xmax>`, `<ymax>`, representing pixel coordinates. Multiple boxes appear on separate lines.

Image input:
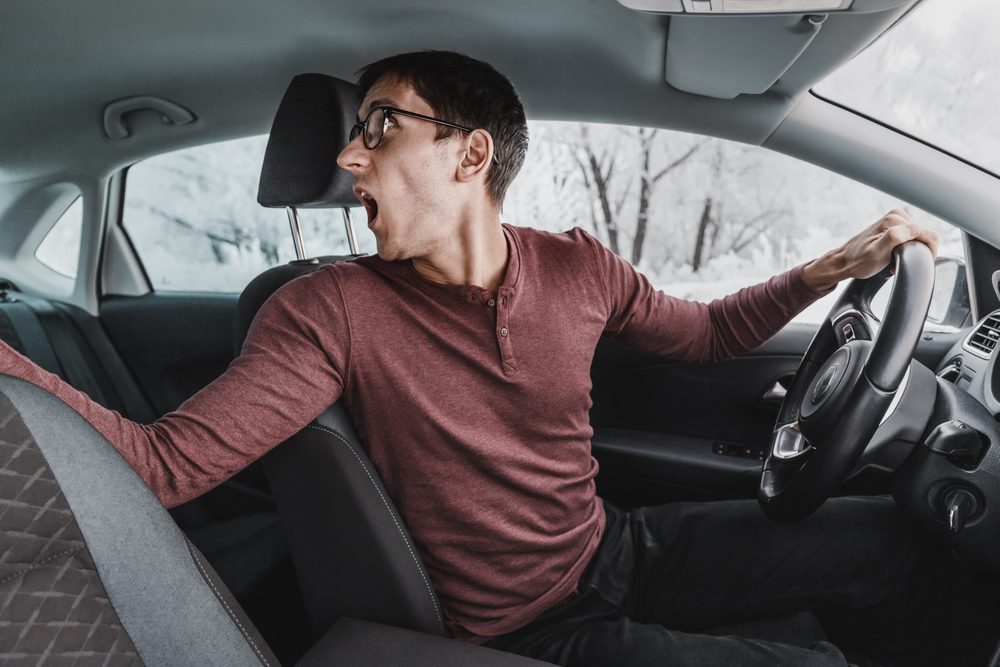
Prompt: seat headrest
<box><xmin>257</xmin><ymin>73</ymin><xmax>362</xmax><ymax>209</ymax></box>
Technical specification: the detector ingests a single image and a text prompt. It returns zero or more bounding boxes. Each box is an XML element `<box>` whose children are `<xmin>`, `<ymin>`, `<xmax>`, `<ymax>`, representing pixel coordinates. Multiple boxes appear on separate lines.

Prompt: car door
<box><xmin>502</xmin><ymin>120</ymin><xmax>970</xmax><ymax>509</ymax></box>
<box><xmin>588</xmin><ymin>322</ymin><xmax>967</xmax><ymax>509</ymax></box>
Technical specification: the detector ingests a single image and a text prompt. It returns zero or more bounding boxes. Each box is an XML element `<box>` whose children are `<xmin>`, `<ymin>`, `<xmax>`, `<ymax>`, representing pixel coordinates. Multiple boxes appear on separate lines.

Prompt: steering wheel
<box><xmin>758</xmin><ymin>241</ymin><xmax>935</xmax><ymax>523</ymax></box>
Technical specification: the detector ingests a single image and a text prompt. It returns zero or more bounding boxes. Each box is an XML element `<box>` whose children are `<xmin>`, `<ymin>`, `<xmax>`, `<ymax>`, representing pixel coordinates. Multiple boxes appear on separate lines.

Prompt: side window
<box><xmin>122</xmin><ymin>135</ymin><xmax>374</xmax><ymax>292</ymax></box>
<box><xmin>505</xmin><ymin>122</ymin><xmax>964</xmax><ymax>324</ymax></box>
<box><xmin>35</xmin><ymin>196</ymin><xmax>83</xmax><ymax>279</ymax></box>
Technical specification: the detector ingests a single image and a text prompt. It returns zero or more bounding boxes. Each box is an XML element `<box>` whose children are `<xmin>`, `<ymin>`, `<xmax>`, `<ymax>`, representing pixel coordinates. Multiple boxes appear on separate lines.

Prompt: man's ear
<box><xmin>456</xmin><ymin>129</ymin><xmax>494</xmax><ymax>184</ymax></box>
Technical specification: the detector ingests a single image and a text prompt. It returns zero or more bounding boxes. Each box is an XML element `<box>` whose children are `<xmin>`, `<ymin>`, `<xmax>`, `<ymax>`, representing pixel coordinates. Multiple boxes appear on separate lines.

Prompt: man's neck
<box><xmin>411</xmin><ymin>214</ymin><xmax>509</xmax><ymax>293</ymax></box>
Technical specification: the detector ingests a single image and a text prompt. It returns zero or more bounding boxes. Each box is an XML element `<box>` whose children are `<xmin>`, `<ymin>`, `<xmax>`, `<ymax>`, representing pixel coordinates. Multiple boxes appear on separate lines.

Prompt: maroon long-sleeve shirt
<box><xmin>0</xmin><ymin>225</ymin><xmax>824</xmax><ymax>639</ymax></box>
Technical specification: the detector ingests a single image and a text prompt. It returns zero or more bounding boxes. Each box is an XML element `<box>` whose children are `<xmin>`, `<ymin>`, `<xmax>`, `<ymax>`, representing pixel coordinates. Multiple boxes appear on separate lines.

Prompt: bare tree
<box><xmin>570</xmin><ymin>125</ymin><xmax>701</xmax><ymax>263</ymax></box>
<box><xmin>632</xmin><ymin>129</ymin><xmax>702</xmax><ymax>265</ymax></box>
<box><xmin>691</xmin><ymin>146</ymin><xmax>723</xmax><ymax>272</ymax></box>
<box><xmin>572</xmin><ymin>125</ymin><xmax>627</xmax><ymax>255</ymax></box>
<box><xmin>691</xmin><ymin>146</ymin><xmax>790</xmax><ymax>271</ymax></box>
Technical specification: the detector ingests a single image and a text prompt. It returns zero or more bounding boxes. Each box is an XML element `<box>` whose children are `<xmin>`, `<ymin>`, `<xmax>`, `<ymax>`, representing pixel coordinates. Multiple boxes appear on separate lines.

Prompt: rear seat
<box><xmin>0</xmin><ymin>279</ymin><xmax>156</xmax><ymax>422</ymax></box>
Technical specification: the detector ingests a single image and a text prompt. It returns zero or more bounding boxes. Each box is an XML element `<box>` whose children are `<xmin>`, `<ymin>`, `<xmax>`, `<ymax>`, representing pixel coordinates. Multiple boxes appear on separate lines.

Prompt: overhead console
<box><xmin>615</xmin><ymin>0</ymin><xmax>916</xmax><ymax>99</ymax></box>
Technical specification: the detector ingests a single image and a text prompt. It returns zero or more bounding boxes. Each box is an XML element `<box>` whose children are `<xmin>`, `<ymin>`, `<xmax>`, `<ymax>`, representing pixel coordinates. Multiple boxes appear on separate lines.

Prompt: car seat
<box><xmin>0</xmin><ymin>371</ymin><xmax>548</xmax><ymax>664</ymax></box>
<box><xmin>244</xmin><ymin>73</ymin><xmax>446</xmax><ymax>640</ymax></box>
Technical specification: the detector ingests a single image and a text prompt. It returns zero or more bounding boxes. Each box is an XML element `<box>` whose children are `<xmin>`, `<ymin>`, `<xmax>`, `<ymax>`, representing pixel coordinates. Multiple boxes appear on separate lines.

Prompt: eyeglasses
<box><xmin>349</xmin><ymin>106</ymin><xmax>501</xmax><ymax>165</ymax></box>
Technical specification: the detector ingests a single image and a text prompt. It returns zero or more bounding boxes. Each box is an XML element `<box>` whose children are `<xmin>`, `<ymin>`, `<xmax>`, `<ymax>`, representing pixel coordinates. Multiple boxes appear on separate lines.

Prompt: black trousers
<box><xmin>487</xmin><ymin>497</ymin><xmax>998</xmax><ymax>666</ymax></box>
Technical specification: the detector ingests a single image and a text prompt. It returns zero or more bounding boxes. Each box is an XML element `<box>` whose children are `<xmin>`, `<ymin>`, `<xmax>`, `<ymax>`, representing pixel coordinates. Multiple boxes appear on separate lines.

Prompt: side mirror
<box><xmin>926</xmin><ymin>256</ymin><xmax>971</xmax><ymax>331</ymax></box>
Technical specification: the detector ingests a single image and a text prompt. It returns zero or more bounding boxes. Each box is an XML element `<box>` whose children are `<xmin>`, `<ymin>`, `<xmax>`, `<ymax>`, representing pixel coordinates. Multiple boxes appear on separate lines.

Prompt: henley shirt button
<box><xmin>487</xmin><ymin>298</ymin><xmax>496</xmax><ymax>307</ymax></box>
<box><xmin>500</xmin><ymin>327</ymin><xmax>509</xmax><ymax>337</ymax></box>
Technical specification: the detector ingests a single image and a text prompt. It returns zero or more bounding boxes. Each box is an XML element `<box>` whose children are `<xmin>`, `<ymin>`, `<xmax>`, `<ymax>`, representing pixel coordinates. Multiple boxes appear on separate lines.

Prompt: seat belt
<box><xmin>0</xmin><ymin>310</ymin><xmax>28</xmax><ymax>357</ymax></box>
<box><xmin>1</xmin><ymin>302</ymin><xmax>63</xmax><ymax>376</ymax></box>
<box><xmin>52</xmin><ymin>302</ymin><xmax>156</xmax><ymax>423</ymax></box>
<box><xmin>9</xmin><ymin>294</ymin><xmax>111</xmax><ymax>409</ymax></box>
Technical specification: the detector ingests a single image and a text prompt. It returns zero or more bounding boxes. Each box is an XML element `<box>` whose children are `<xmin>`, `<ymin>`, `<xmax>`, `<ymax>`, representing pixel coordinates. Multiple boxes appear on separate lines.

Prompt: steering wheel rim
<box><xmin>758</xmin><ymin>241</ymin><xmax>935</xmax><ymax>523</ymax></box>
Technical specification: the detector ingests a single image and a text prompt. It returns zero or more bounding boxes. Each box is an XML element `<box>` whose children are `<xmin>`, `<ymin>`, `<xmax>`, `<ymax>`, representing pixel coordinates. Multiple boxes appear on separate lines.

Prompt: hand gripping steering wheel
<box><xmin>758</xmin><ymin>241</ymin><xmax>935</xmax><ymax>523</ymax></box>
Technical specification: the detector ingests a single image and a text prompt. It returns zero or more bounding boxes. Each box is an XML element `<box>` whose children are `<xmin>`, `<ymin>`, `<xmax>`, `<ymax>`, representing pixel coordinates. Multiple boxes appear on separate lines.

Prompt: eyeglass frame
<box><xmin>349</xmin><ymin>105</ymin><xmax>501</xmax><ymax>165</ymax></box>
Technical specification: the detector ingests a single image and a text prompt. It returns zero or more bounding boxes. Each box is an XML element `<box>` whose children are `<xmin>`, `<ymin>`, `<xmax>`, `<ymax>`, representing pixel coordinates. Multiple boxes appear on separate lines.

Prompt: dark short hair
<box><xmin>358</xmin><ymin>50</ymin><xmax>528</xmax><ymax>205</ymax></box>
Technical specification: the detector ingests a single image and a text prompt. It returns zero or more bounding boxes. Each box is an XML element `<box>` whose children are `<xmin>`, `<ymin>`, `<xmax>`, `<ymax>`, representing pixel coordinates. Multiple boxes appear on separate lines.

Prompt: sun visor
<box><xmin>617</xmin><ymin>0</ymin><xmax>914</xmax><ymax>100</ymax></box>
<box><xmin>666</xmin><ymin>14</ymin><xmax>825</xmax><ymax>99</ymax></box>
<box><xmin>257</xmin><ymin>73</ymin><xmax>362</xmax><ymax>209</ymax></box>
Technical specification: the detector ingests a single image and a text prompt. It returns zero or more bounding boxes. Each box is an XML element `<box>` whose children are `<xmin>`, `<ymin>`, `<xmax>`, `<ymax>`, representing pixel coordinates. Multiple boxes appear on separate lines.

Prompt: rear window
<box><xmin>122</xmin><ymin>135</ymin><xmax>373</xmax><ymax>292</ymax></box>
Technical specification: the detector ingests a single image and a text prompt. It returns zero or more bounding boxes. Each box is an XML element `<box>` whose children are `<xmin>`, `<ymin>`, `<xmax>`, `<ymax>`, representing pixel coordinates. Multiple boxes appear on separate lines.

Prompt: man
<box><xmin>0</xmin><ymin>51</ymin><xmax>991</xmax><ymax>665</ymax></box>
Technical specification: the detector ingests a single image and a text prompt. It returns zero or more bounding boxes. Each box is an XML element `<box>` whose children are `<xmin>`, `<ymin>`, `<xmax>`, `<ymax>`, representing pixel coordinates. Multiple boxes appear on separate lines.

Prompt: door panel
<box><xmin>592</xmin><ymin>428</ymin><xmax>763</xmax><ymax>507</ymax></box>
<box><xmin>588</xmin><ymin>322</ymin><xmax>956</xmax><ymax>507</ymax></box>
<box><xmin>101</xmin><ymin>291</ymin><xmax>277</xmax><ymax>523</ymax></box>
<box><xmin>100</xmin><ymin>293</ymin><xmax>238</xmax><ymax>415</ymax></box>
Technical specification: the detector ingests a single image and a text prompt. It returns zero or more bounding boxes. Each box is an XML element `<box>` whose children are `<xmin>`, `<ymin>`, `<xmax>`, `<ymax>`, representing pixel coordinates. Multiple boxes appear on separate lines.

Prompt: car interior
<box><xmin>3</xmin><ymin>0</ymin><xmax>1000</xmax><ymax>664</ymax></box>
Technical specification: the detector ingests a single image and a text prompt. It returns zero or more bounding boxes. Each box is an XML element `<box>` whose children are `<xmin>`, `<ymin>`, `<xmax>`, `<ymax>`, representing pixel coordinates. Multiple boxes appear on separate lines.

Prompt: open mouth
<box><xmin>357</xmin><ymin>189</ymin><xmax>379</xmax><ymax>225</ymax></box>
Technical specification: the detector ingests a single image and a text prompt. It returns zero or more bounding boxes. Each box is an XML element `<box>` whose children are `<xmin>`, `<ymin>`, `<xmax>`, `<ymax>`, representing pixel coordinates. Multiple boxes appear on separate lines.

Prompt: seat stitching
<box><xmin>187</xmin><ymin>545</ymin><xmax>270</xmax><ymax>666</ymax></box>
<box><xmin>0</xmin><ymin>546</ymin><xmax>82</xmax><ymax>586</ymax></box>
<box><xmin>306</xmin><ymin>423</ymin><xmax>445</xmax><ymax>631</ymax></box>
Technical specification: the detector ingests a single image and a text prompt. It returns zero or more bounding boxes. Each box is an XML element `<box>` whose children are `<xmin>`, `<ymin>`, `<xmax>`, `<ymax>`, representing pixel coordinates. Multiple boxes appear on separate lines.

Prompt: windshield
<box><xmin>815</xmin><ymin>0</ymin><xmax>1000</xmax><ymax>175</ymax></box>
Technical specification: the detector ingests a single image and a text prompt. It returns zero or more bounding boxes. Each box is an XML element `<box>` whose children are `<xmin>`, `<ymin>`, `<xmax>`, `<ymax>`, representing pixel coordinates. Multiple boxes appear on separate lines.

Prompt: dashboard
<box><xmin>934</xmin><ymin>310</ymin><xmax>1000</xmax><ymax>413</ymax></box>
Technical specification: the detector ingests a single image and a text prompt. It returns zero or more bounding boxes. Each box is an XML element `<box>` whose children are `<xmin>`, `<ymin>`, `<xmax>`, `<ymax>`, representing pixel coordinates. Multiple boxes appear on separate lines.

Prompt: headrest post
<box><xmin>286</xmin><ymin>206</ymin><xmax>308</xmax><ymax>261</ymax></box>
<box><xmin>342</xmin><ymin>208</ymin><xmax>361</xmax><ymax>255</ymax></box>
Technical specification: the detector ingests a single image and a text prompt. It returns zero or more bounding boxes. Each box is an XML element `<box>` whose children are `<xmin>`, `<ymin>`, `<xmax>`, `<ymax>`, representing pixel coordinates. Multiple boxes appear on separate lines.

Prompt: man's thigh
<box><xmin>622</xmin><ymin>496</ymin><xmax>935</xmax><ymax>629</ymax></box>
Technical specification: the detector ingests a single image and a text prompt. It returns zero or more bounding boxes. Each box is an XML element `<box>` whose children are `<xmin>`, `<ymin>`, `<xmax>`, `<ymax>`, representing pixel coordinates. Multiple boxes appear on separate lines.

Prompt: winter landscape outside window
<box><xmin>122</xmin><ymin>126</ymin><xmax>961</xmax><ymax>322</ymax></box>
<box><xmin>502</xmin><ymin>122</ymin><xmax>960</xmax><ymax>323</ymax></box>
<box><xmin>122</xmin><ymin>136</ymin><xmax>375</xmax><ymax>292</ymax></box>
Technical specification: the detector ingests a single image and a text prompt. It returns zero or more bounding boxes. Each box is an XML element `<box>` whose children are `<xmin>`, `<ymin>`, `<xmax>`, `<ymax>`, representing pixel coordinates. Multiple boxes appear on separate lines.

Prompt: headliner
<box><xmin>0</xmin><ymin>0</ymin><xmax>913</xmax><ymax>181</ymax></box>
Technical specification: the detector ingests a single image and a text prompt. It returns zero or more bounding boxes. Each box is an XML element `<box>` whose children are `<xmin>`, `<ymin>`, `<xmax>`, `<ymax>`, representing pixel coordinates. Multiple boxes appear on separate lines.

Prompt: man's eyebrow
<box><xmin>358</xmin><ymin>98</ymin><xmax>397</xmax><ymax>121</ymax></box>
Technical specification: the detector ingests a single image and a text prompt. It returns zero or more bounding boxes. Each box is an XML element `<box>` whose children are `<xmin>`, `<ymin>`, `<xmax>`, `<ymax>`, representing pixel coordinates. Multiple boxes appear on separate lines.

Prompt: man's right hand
<box><xmin>802</xmin><ymin>209</ymin><xmax>939</xmax><ymax>292</ymax></box>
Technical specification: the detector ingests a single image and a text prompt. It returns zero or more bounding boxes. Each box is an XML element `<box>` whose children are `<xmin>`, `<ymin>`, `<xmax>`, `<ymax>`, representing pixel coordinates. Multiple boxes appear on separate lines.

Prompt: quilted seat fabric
<box><xmin>0</xmin><ymin>392</ymin><xmax>141</xmax><ymax>665</ymax></box>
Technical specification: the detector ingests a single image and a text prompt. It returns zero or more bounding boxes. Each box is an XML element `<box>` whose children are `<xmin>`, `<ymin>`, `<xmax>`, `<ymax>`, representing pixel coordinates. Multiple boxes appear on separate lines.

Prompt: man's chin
<box><xmin>374</xmin><ymin>243</ymin><xmax>408</xmax><ymax>263</ymax></box>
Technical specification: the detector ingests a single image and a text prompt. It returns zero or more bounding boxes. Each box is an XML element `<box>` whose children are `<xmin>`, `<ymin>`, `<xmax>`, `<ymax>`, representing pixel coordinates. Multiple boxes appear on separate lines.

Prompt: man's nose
<box><xmin>337</xmin><ymin>134</ymin><xmax>368</xmax><ymax>173</ymax></box>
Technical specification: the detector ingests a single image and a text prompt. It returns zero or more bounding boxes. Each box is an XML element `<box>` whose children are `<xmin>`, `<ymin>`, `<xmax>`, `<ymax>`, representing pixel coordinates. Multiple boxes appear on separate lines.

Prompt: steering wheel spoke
<box><xmin>772</xmin><ymin>422</ymin><xmax>812</xmax><ymax>459</ymax></box>
<box><xmin>758</xmin><ymin>242</ymin><xmax>935</xmax><ymax>523</ymax></box>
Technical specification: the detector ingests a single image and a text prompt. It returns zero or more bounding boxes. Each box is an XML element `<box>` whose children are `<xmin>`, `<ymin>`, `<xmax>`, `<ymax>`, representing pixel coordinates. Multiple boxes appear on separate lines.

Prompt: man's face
<box><xmin>337</xmin><ymin>77</ymin><xmax>463</xmax><ymax>261</ymax></box>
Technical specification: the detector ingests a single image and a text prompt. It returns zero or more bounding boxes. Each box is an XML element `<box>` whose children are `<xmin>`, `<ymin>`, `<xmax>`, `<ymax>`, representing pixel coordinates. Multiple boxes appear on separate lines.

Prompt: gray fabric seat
<box><xmin>0</xmin><ymin>374</ymin><xmax>279</xmax><ymax>666</ymax></box>
<box><xmin>0</xmin><ymin>373</ymin><xmax>550</xmax><ymax>665</ymax></box>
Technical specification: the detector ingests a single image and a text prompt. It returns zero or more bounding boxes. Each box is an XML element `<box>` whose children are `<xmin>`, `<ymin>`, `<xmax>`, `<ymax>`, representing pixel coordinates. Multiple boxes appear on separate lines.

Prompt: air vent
<box><xmin>965</xmin><ymin>313</ymin><xmax>1000</xmax><ymax>358</ymax></box>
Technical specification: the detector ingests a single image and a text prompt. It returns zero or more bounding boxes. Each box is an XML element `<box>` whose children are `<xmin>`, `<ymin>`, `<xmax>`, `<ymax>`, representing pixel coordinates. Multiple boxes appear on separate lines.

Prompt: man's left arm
<box><xmin>597</xmin><ymin>209</ymin><xmax>938</xmax><ymax>363</ymax></box>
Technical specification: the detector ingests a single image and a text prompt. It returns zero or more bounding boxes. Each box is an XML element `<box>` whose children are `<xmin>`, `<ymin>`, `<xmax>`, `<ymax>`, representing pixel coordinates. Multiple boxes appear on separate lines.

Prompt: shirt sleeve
<box><xmin>578</xmin><ymin>229</ymin><xmax>830</xmax><ymax>362</ymax></box>
<box><xmin>0</xmin><ymin>266</ymin><xmax>350</xmax><ymax>507</ymax></box>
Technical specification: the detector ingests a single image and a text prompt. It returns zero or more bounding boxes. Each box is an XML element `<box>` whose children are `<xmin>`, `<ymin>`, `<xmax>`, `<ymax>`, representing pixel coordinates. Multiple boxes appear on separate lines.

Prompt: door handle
<box><xmin>761</xmin><ymin>376</ymin><xmax>793</xmax><ymax>403</ymax></box>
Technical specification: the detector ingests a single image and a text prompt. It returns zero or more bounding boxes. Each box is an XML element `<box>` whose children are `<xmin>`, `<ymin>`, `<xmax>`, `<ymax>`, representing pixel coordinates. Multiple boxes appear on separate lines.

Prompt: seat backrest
<box><xmin>241</xmin><ymin>72</ymin><xmax>446</xmax><ymax>639</ymax></box>
<box><xmin>264</xmin><ymin>404</ymin><xmax>447</xmax><ymax>638</ymax></box>
<box><xmin>236</xmin><ymin>260</ymin><xmax>446</xmax><ymax>639</ymax></box>
<box><xmin>0</xmin><ymin>374</ymin><xmax>279</xmax><ymax>666</ymax></box>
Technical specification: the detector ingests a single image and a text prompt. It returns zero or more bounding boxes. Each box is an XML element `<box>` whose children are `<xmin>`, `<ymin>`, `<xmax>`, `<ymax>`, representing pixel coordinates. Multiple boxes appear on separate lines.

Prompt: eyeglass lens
<box><xmin>349</xmin><ymin>108</ymin><xmax>386</xmax><ymax>148</ymax></box>
<box><xmin>363</xmin><ymin>108</ymin><xmax>386</xmax><ymax>149</ymax></box>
